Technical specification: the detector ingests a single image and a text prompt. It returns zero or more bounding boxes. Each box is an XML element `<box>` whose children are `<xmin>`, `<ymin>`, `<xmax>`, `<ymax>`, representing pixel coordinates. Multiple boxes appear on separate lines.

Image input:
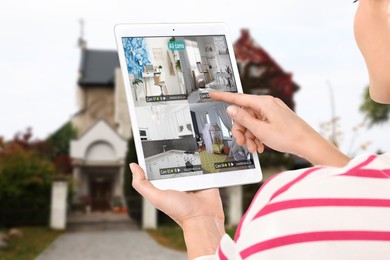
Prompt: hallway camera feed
<box><xmin>122</xmin><ymin>35</ymin><xmax>254</xmax><ymax>181</ymax></box>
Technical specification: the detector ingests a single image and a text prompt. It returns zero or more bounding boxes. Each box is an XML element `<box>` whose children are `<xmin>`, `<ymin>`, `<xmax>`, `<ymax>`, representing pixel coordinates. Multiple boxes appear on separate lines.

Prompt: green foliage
<box><xmin>360</xmin><ymin>86</ymin><xmax>390</xmax><ymax>126</ymax></box>
<box><xmin>0</xmin><ymin>131</ymin><xmax>57</xmax><ymax>227</ymax></box>
<box><xmin>123</xmin><ymin>137</ymin><xmax>142</xmax><ymax>223</ymax></box>
<box><xmin>0</xmin><ymin>147</ymin><xmax>54</xmax><ymax>198</ymax></box>
<box><xmin>46</xmin><ymin>122</ymin><xmax>77</xmax><ymax>158</ymax></box>
<box><xmin>258</xmin><ymin>150</ymin><xmax>295</xmax><ymax>169</ymax></box>
<box><xmin>175</xmin><ymin>60</ymin><xmax>181</xmax><ymax>71</ymax></box>
<box><xmin>132</xmin><ymin>78</ymin><xmax>143</xmax><ymax>87</ymax></box>
<box><xmin>46</xmin><ymin>122</ymin><xmax>77</xmax><ymax>174</ymax></box>
<box><xmin>0</xmin><ymin>227</ymin><xmax>62</xmax><ymax>259</ymax></box>
<box><xmin>147</xmin><ymin>224</ymin><xmax>237</xmax><ymax>252</ymax></box>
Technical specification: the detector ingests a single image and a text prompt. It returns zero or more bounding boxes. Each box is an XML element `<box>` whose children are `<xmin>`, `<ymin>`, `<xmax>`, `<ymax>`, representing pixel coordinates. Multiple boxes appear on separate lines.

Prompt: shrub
<box><xmin>0</xmin><ymin>132</ymin><xmax>57</xmax><ymax>227</ymax></box>
<box><xmin>123</xmin><ymin>137</ymin><xmax>142</xmax><ymax>224</ymax></box>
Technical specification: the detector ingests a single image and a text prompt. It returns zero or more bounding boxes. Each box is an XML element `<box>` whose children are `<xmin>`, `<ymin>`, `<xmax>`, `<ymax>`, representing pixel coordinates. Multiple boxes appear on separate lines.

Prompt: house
<box><xmin>70</xmin><ymin>48</ymin><xmax>130</xmax><ymax>213</ymax></box>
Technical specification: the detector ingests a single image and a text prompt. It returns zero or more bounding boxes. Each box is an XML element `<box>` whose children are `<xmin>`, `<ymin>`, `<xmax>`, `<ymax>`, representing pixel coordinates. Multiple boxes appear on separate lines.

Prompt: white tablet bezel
<box><xmin>114</xmin><ymin>22</ymin><xmax>262</xmax><ymax>191</ymax></box>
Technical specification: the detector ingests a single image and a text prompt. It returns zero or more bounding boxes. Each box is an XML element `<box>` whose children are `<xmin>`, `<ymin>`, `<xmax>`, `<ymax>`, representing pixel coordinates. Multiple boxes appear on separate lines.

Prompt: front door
<box><xmin>90</xmin><ymin>177</ymin><xmax>112</xmax><ymax>211</ymax></box>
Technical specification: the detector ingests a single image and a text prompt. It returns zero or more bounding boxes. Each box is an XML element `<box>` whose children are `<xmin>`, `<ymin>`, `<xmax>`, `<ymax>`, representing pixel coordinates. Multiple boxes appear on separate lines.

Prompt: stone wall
<box><xmin>72</xmin><ymin>86</ymin><xmax>115</xmax><ymax>136</ymax></box>
<box><xmin>114</xmin><ymin>68</ymin><xmax>132</xmax><ymax>140</ymax></box>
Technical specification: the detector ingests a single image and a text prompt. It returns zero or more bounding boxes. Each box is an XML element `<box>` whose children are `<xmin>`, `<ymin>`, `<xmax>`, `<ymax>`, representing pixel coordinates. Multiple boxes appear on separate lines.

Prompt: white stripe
<box><xmin>222</xmin><ymin>153</ymin><xmax>390</xmax><ymax>260</ymax></box>
<box><xmin>247</xmin><ymin>241</ymin><xmax>390</xmax><ymax>260</ymax></box>
<box><xmin>236</xmin><ymin>207</ymin><xmax>390</xmax><ymax>250</ymax></box>
<box><xmin>219</xmin><ymin>234</ymin><xmax>241</xmax><ymax>259</ymax></box>
<box><xmin>272</xmin><ymin>176</ymin><xmax>390</xmax><ymax>202</ymax></box>
<box><xmin>238</xmin><ymin>169</ymin><xmax>308</xmax><ymax>235</ymax></box>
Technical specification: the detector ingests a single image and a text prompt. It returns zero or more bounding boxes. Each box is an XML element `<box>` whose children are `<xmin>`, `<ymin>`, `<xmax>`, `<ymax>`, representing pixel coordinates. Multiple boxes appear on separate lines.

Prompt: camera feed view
<box><xmin>122</xmin><ymin>35</ymin><xmax>254</xmax><ymax>180</ymax></box>
<box><xmin>190</xmin><ymin>102</ymin><xmax>254</xmax><ymax>173</ymax></box>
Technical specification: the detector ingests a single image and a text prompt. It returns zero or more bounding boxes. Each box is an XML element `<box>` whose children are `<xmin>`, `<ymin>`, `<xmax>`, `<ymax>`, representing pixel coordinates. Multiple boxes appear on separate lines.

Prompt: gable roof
<box><xmin>78</xmin><ymin>49</ymin><xmax>119</xmax><ymax>87</ymax></box>
<box><xmin>70</xmin><ymin>119</ymin><xmax>127</xmax><ymax>161</ymax></box>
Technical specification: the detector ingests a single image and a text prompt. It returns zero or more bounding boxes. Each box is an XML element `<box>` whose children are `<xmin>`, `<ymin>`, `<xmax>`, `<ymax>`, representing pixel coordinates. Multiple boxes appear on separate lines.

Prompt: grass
<box><xmin>147</xmin><ymin>225</ymin><xmax>186</xmax><ymax>252</ymax></box>
<box><xmin>0</xmin><ymin>227</ymin><xmax>63</xmax><ymax>260</ymax></box>
<box><xmin>147</xmin><ymin>224</ymin><xmax>237</xmax><ymax>252</ymax></box>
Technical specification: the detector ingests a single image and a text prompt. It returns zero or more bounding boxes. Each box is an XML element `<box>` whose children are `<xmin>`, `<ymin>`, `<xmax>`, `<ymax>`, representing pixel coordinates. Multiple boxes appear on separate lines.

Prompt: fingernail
<box><xmin>227</xmin><ymin>106</ymin><xmax>238</xmax><ymax>117</ymax></box>
<box><xmin>129</xmin><ymin>163</ymin><xmax>135</xmax><ymax>174</ymax></box>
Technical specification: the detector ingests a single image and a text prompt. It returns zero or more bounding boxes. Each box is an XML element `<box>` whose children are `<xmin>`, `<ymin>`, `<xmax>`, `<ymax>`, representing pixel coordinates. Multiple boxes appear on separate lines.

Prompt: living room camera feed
<box><xmin>121</xmin><ymin>35</ymin><xmax>238</xmax><ymax>107</ymax></box>
<box><xmin>189</xmin><ymin>102</ymin><xmax>254</xmax><ymax>173</ymax></box>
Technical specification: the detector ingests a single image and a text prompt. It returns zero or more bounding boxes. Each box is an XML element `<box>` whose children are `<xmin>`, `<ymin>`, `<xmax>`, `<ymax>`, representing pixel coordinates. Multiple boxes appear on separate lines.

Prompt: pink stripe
<box><xmin>342</xmin><ymin>155</ymin><xmax>376</xmax><ymax>175</ymax></box>
<box><xmin>340</xmin><ymin>155</ymin><xmax>390</xmax><ymax>178</ymax></box>
<box><xmin>343</xmin><ymin>169</ymin><xmax>390</xmax><ymax>178</ymax></box>
<box><xmin>240</xmin><ymin>231</ymin><xmax>390</xmax><ymax>258</ymax></box>
<box><xmin>236</xmin><ymin>167</ymin><xmax>321</xmax><ymax>241</ymax></box>
<box><xmin>234</xmin><ymin>174</ymin><xmax>280</xmax><ymax>242</ymax></box>
<box><xmin>253</xmin><ymin>198</ymin><xmax>390</xmax><ymax>219</ymax></box>
<box><xmin>270</xmin><ymin>167</ymin><xmax>322</xmax><ymax>201</ymax></box>
<box><xmin>218</xmin><ymin>245</ymin><xmax>228</xmax><ymax>260</ymax></box>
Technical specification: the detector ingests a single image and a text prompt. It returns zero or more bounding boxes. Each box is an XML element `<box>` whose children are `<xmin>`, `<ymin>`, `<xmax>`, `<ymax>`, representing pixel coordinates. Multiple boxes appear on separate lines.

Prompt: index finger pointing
<box><xmin>209</xmin><ymin>92</ymin><xmax>266</xmax><ymax>111</ymax></box>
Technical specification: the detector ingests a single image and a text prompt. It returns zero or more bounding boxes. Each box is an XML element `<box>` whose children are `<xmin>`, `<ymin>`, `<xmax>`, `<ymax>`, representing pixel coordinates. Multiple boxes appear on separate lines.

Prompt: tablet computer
<box><xmin>114</xmin><ymin>22</ymin><xmax>262</xmax><ymax>191</ymax></box>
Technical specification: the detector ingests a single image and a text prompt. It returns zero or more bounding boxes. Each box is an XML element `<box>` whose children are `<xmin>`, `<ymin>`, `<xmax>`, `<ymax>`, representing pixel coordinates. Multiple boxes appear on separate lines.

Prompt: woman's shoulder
<box><xmin>255</xmin><ymin>151</ymin><xmax>390</xmax><ymax>203</ymax></box>
<box><xmin>325</xmin><ymin>151</ymin><xmax>390</xmax><ymax>178</ymax></box>
<box><xmin>269</xmin><ymin>151</ymin><xmax>390</xmax><ymax>183</ymax></box>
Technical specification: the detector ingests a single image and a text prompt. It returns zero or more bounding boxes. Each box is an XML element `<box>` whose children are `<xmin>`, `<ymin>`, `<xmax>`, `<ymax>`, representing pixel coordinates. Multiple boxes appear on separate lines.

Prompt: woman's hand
<box><xmin>130</xmin><ymin>163</ymin><xmax>225</xmax><ymax>259</ymax></box>
<box><xmin>210</xmin><ymin>92</ymin><xmax>349</xmax><ymax>167</ymax></box>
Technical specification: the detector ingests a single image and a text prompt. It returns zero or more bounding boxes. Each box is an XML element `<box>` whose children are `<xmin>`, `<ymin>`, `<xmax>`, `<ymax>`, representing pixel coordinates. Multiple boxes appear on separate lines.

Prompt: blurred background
<box><xmin>1</xmin><ymin>0</ymin><xmax>389</xmax><ymax>259</ymax></box>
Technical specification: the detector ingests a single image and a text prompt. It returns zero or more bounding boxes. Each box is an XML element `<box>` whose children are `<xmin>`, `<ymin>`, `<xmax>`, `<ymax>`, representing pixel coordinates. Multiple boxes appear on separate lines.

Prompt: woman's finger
<box><xmin>254</xmin><ymin>138</ymin><xmax>265</xmax><ymax>153</ymax></box>
<box><xmin>226</xmin><ymin>106</ymin><xmax>268</xmax><ymax>141</ymax></box>
<box><xmin>232</xmin><ymin>122</ymin><xmax>246</xmax><ymax>146</ymax></box>
<box><xmin>244</xmin><ymin>128</ymin><xmax>257</xmax><ymax>153</ymax></box>
<box><xmin>210</xmin><ymin>92</ymin><xmax>273</xmax><ymax>117</ymax></box>
<box><xmin>130</xmin><ymin>163</ymin><xmax>164</xmax><ymax>207</ymax></box>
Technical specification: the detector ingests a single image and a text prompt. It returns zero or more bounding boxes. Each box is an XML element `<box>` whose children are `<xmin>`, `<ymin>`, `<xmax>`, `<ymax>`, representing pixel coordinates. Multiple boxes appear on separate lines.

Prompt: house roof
<box><xmin>78</xmin><ymin>49</ymin><xmax>119</xmax><ymax>87</ymax></box>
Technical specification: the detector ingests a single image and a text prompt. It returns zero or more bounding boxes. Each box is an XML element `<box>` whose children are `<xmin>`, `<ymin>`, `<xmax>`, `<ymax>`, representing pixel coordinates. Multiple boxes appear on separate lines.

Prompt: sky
<box><xmin>0</xmin><ymin>0</ymin><xmax>389</xmax><ymax>156</ymax></box>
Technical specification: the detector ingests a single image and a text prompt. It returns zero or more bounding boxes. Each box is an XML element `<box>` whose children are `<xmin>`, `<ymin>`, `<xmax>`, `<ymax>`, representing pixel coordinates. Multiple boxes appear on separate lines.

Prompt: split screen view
<box><xmin>122</xmin><ymin>35</ymin><xmax>254</xmax><ymax>180</ymax></box>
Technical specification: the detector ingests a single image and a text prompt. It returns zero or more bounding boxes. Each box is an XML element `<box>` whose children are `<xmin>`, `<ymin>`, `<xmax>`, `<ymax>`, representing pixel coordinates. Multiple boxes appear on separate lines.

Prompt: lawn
<box><xmin>0</xmin><ymin>227</ymin><xmax>62</xmax><ymax>260</ymax></box>
<box><xmin>147</xmin><ymin>224</ymin><xmax>237</xmax><ymax>252</ymax></box>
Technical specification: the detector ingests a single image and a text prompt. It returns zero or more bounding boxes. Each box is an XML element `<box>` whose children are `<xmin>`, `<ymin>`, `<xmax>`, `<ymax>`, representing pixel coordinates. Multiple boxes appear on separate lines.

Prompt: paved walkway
<box><xmin>37</xmin><ymin>213</ymin><xmax>187</xmax><ymax>260</ymax></box>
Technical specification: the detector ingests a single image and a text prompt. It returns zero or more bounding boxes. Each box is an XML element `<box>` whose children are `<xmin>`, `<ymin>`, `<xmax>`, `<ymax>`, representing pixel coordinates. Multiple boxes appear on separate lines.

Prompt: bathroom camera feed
<box><xmin>121</xmin><ymin>35</ymin><xmax>238</xmax><ymax>107</ymax></box>
<box><xmin>123</xmin><ymin>34</ymin><xmax>254</xmax><ymax>181</ymax></box>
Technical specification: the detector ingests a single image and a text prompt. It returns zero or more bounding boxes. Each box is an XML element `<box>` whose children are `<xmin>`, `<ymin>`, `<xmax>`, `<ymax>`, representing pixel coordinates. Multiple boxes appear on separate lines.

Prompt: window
<box><xmin>185</xmin><ymin>40</ymin><xmax>201</xmax><ymax>73</ymax></box>
<box><xmin>218</xmin><ymin>116</ymin><xmax>232</xmax><ymax>139</ymax></box>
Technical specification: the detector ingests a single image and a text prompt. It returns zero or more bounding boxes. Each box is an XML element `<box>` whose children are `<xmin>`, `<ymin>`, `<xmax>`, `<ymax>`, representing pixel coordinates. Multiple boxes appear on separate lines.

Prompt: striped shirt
<box><xmin>196</xmin><ymin>152</ymin><xmax>390</xmax><ymax>259</ymax></box>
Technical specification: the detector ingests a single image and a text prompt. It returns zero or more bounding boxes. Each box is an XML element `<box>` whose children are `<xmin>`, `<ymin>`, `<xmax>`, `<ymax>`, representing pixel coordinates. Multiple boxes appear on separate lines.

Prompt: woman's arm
<box><xmin>210</xmin><ymin>92</ymin><xmax>350</xmax><ymax>167</ymax></box>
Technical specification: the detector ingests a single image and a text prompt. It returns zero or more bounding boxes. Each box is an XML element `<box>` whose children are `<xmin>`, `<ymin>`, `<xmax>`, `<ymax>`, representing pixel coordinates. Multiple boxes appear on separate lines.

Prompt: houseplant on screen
<box><xmin>131</xmin><ymin>78</ymin><xmax>143</xmax><ymax>101</ymax></box>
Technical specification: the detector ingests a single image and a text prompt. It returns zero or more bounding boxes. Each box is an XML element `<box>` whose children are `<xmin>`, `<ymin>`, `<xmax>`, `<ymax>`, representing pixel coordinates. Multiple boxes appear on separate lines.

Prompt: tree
<box><xmin>46</xmin><ymin>122</ymin><xmax>77</xmax><ymax>174</ymax></box>
<box><xmin>0</xmin><ymin>129</ymin><xmax>57</xmax><ymax>227</ymax></box>
<box><xmin>360</xmin><ymin>86</ymin><xmax>390</xmax><ymax>126</ymax></box>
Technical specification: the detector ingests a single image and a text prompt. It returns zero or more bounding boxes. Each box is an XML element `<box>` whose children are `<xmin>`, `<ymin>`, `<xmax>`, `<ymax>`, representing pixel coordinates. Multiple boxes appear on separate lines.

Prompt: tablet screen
<box><xmin>121</xmin><ymin>35</ymin><xmax>255</xmax><ymax>180</ymax></box>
